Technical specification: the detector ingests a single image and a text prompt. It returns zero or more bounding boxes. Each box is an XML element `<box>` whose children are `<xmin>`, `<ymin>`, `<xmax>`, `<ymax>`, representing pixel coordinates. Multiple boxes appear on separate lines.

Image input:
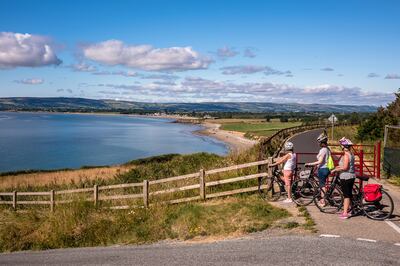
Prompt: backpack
<box><xmin>327</xmin><ymin>148</ymin><xmax>335</xmax><ymax>171</ymax></box>
<box><xmin>363</xmin><ymin>184</ymin><xmax>382</xmax><ymax>202</ymax></box>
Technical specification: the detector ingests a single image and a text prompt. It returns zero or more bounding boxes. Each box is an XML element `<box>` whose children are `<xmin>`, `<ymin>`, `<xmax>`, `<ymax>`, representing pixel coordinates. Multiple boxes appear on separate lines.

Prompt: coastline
<box><xmin>2</xmin><ymin>110</ymin><xmax>257</xmax><ymax>154</ymax></box>
<box><xmin>195</xmin><ymin>121</ymin><xmax>258</xmax><ymax>153</ymax></box>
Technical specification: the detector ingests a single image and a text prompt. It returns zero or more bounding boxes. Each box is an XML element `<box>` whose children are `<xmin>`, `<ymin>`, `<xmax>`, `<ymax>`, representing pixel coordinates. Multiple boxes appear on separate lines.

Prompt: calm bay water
<box><xmin>0</xmin><ymin>112</ymin><xmax>227</xmax><ymax>173</ymax></box>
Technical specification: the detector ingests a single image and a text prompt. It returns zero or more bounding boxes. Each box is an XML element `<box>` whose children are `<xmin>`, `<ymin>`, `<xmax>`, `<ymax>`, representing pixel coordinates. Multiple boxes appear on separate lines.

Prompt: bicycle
<box><xmin>291</xmin><ymin>165</ymin><xmax>319</xmax><ymax>206</ymax></box>
<box><xmin>313</xmin><ymin>172</ymin><xmax>344</xmax><ymax>213</ymax></box>
<box><xmin>258</xmin><ymin>166</ymin><xmax>299</xmax><ymax>202</ymax></box>
<box><xmin>258</xmin><ymin>166</ymin><xmax>286</xmax><ymax>201</ymax></box>
<box><xmin>349</xmin><ymin>176</ymin><xmax>394</xmax><ymax>220</ymax></box>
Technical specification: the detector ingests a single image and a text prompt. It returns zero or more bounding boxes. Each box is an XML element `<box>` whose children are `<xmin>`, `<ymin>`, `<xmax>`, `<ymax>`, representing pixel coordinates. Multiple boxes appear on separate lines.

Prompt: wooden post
<box><xmin>94</xmin><ymin>185</ymin><xmax>99</xmax><ymax>206</ymax></box>
<box><xmin>267</xmin><ymin>157</ymin><xmax>273</xmax><ymax>176</ymax></box>
<box><xmin>50</xmin><ymin>190</ymin><xmax>55</xmax><ymax>212</ymax></box>
<box><xmin>199</xmin><ymin>169</ymin><xmax>206</xmax><ymax>200</ymax></box>
<box><xmin>12</xmin><ymin>191</ymin><xmax>17</xmax><ymax>210</ymax></box>
<box><xmin>143</xmin><ymin>180</ymin><xmax>149</xmax><ymax>208</ymax></box>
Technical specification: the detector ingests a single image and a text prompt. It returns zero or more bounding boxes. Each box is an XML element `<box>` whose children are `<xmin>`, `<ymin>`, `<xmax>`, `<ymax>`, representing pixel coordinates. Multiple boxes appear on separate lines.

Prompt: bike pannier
<box><xmin>363</xmin><ymin>184</ymin><xmax>382</xmax><ymax>202</ymax></box>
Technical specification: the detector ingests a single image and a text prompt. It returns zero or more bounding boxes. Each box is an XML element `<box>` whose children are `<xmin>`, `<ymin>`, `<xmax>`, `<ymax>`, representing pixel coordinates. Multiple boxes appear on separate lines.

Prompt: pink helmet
<box><xmin>339</xmin><ymin>137</ymin><xmax>353</xmax><ymax>147</ymax></box>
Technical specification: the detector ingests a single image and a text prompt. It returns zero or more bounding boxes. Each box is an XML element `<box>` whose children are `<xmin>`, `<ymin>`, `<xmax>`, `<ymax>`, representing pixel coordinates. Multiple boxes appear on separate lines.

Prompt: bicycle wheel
<box><xmin>291</xmin><ymin>178</ymin><xmax>318</xmax><ymax>206</ymax></box>
<box><xmin>314</xmin><ymin>185</ymin><xmax>343</xmax><ymax>213</ymax></box>
<box><xmin>362</xmin><ymin>189</ymin><xmax>394</xmax><ymax>220</ymax></box>
<box><xmin>258</xmin><ymin>176</ymin><xmax>282</xmax><ymax>201</ymax></box>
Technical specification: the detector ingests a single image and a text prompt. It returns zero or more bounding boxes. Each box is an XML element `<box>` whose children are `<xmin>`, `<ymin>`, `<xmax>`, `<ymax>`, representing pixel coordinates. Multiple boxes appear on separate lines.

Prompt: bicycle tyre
<box><xmin>291</xmin><ymin>178</ymin><xmax>318</xmax><ymax>206</ymax></box>
<box><xmin>362</xmin><ymin>189</ymin><xmax>394</xmax><ymax>220</ymax></box>
<box><xmin>258</xmin><ymin>176</ymin><xmax>282</xmax><ymax>201</ymax></box>
<box><xmin>314</xmin><ymin>185</ymin><xmax>344</xmax><ymax>213</ymax></box>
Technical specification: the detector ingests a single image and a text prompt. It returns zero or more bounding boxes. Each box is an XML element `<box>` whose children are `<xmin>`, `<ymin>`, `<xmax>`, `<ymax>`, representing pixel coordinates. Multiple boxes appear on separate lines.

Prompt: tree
<box><xmin>356</xmin><ymin>90</ymin><xmax>399</xmax><ymax>141</ymax></box>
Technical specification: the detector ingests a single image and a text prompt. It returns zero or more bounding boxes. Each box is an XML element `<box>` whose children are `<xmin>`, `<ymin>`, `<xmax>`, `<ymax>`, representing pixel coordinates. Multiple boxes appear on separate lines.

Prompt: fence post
<box><xmin>359</xmin><ymin>149</ymin><xmax>364</xmax><ymax>177</ymax></box>
<box><xmin>93</xmin><ymin>185</ymin><xmax>99</xmax><ymax>206</ymax></box>
<box><xmin>267</xmin><ymin>157</ymin><xmax>273</xmax><ymax>176</ymax></box>
<box><xmin>50</xmin><ymin>190</ymin><xmax>55</xmax><ymax>212</ymax></box>
<box><xmin>12</xmin><ymin>191</ymin><xmax>17</xmax><ymax>210</ymax></box>
<box><xmin>376</xmin><ymin>141</ymin><xmax>381</xmax><ymax>179</ymax></box>
<box><xmin>199</xmin><ymin>169</ymin><xmax>206</xmax><ymax>200</ymax></box>
<box><xmin>143</xmin><ymin>180</ymin><xmax>149</xmax><ymax>208</ymax></box>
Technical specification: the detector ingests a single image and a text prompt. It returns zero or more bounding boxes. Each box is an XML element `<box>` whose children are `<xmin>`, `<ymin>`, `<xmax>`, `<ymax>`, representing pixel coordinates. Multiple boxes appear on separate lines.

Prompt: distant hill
<box><xmin>0</xmin><ymin>97</ymin><xmax>377</xmax><ymax>113</ymax></box>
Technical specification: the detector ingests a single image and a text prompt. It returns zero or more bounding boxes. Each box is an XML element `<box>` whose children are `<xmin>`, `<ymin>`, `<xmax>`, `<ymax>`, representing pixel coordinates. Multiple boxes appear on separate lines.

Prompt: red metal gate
<box><xmin>295</xmin><ymin>141</ymin><xmax>381</xmax><ymax>179</ymax></box>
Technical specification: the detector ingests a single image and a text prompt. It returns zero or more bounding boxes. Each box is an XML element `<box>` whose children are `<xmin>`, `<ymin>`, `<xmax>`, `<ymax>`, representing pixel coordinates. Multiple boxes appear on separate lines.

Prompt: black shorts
<box><xmin>340</xmin><ymin>178</ymin><xmax>355</xmax><ymax>198</ymax></box>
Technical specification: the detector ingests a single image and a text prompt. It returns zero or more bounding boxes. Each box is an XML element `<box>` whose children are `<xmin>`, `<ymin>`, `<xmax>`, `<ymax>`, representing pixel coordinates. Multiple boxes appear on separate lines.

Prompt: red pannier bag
<box><xmin>363</xmin><ymin>184</ymin><xmax>382</xmax><ymax>202</ymax></box>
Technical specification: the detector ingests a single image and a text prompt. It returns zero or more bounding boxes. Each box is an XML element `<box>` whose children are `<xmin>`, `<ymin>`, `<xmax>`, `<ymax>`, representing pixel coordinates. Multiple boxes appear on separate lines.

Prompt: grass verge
<box><xmin>387</xmin><ymin>176</ymin><xmax>400</xmax><ymax>187</ymax></box>
<box><xmin>0</xmin><ymin>195</ymin><xmax>289</xmax><ymax>252</ymax></box>
<box><xmin>297</xmin><ymin>206</ymin><xmax>317</xmax><ymax>233</ymax></box>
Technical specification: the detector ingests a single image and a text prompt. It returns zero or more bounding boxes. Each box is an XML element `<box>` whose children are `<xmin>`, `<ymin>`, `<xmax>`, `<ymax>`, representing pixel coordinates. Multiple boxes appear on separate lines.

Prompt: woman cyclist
<box><xmin>331</xmin><ymin>137</ymin><xmax>356</xmax><ymax>219</ymax></box>
<box><xmin>269</xmin><ymin>141</ymin><xmax>296</xmax><ymax>203</ymax></box>
<box><xmin>305</xmin><ymin>132</ymin><xmax>331</xmax><ymax>205</ymax></box>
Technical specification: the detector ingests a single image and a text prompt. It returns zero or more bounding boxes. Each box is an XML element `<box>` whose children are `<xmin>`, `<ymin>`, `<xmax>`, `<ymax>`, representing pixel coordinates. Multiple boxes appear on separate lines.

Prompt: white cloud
<box><xmin>321</xmin><ymin>67</ymin><xmax>334</xmax><ymax>71</ymax></box>
<box><xmin>243</xmin><ymin>47</ymin><xmax>256</xmax><ymax>58</ymax></box>
<box><xmin>0</xmin><ymin>32</ymin><xmax>61</xmax><ymax>68</ymax></box>
<box><xmin>82</xmin><ymin>40</ymin><xmax>211</xmax><ymax>71</ymax></box>
<box><xmin>220</xmin><ymin>65</ymin><xmax>293</xmax><ymax>76</ymax></box>
<box><xmin>216</xmin><ymin>46</ymin><xmax>239</xmax><ymax>59</ymax></box>
<box><xmin>220</xmin><ymin>65</ymin><xmax>266</xmax><ymax>75</ymax></box>
<box><xmin>92</xmin><ymin>70</ymin><xmax>138</xmax><ymax>77</ymax></box>
<box><xmin>71</xmin><ymin>62</ymin><xmax>97</xmax><ymax>72</ymax></box>
<box><xmin>264</xmin><ymin>67</ymin><xmax>292</xmax><ymax>76</ymax></box>
<box><xmin>384</xmin><ymin>74</ymin><xmax>400</xmax><ymax>79</ymax></box>
<box><xmin>367</xmin><ymin>73</ymin><xmax>379</xmax><ymax>78</ymax></box>
<box><xmin>98</xmin><ymin>77</ymin><xmax>394</xmax><ymax>106</ymax></box>
<box><xmin>14</xmin><ymin>78</ymin><xmax>44</xmax><ymax>85</ymax></box>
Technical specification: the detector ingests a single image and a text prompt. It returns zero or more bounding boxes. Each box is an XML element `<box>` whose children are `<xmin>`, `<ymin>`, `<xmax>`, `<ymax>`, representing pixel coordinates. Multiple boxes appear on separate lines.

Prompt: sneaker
<box><xmin>282</xmin><ymin>198</ymin><xmax>293</xmax><ymax>203</ymax></box>
<box><xmin>339</xmin><ymin>213</ymin><xmax>350</xmax><ymax>219</ymax></box>
<box><xmin>319</xmin><ymin>199</ymin><xmax>326</xmax><ymax>207</ymax></box>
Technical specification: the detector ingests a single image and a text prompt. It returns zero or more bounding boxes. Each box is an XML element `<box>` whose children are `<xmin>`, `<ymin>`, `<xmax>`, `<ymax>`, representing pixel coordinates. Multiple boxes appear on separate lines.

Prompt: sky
<box><xmin>0</xmin><ymin>0</ymin><xmax>399</xmax><ymax>106</ymax></box>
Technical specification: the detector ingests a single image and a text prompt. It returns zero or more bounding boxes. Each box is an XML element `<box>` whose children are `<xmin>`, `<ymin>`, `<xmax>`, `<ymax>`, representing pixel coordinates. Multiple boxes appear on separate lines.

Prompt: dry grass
<box><xmin>0</xmin><ymin>195</ymin><xmax>290</xmax><ymax>252</ymax></box>
<box><xmin>0</xmin><ymin>165</ymin><xmax>133</xmax><ymax>191</ymax></box>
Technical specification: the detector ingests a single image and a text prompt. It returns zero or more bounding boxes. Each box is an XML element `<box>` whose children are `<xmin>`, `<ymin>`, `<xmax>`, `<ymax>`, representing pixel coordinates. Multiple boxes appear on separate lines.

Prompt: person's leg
<box><xmin>318</xmin><ymin>168</ymin><xmax>329</xmax><ymax>204</ymax></box>
<box><xmin>283</xmin><ymin>170</ymin><xmax>293</xmax><ymax>200</ymax></box>
<box><xmin>340</xmin><ymin>179</ymin><xmax>354</xmax><ymax>217</ymax></box>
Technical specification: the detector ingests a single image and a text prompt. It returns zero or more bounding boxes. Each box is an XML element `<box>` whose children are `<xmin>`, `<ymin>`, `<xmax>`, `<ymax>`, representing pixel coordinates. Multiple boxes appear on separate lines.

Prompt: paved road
<box><xmin>0</xmin><ymin>236</ymin><xmax>399</xmax><ymax>265</ymax></box>
<box><xmin>290</xmin><ymin>128</ymin><xmax>400</xmax><ymax>244</ymax></box>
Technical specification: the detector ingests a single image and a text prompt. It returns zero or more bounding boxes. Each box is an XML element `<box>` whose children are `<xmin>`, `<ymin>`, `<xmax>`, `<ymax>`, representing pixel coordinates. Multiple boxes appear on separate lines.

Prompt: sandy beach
<box><xmin>196</xmin><ymin>122</ymin><xmax>258</xmax><ymax>153</ymax></box>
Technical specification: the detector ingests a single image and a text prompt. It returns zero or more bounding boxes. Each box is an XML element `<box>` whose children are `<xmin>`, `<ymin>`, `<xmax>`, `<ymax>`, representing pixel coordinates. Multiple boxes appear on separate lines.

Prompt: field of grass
<box><xmin>0</xmin><ymin>165</ymin><xmax>133</xmax><ymax>191</ymax></box>
<box><xmin>0</xmin><ymin>195</ymin><xmax>289</xmax><ymax>252</ymax></box>
<box><xmin>218</xmin><ymin>120</ymin><xmax>302</xmax><ymax>138</ymax></box>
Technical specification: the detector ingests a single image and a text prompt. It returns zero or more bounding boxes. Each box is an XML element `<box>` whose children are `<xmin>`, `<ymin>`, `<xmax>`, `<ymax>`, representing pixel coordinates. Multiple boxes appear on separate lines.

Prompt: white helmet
<box><xmin>317</xmin><ymin>133</ymin><xmax>328</xmax><ymax>143</ymax></box>
<box><xmin>339</xmin><ymin>137</ymin><xmax>353</xmax><ymax>147</ymax></box>
<box><xmin>284</xmin><ymin>141</ymin><xmax>294</xmax><ymax>151</ymax></box>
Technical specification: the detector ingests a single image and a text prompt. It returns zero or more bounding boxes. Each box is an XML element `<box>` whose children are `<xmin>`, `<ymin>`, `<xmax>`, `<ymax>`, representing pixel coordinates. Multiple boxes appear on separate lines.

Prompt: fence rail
<box><xmin>0</xmin><ymin>159</ymin><xmax>271</xmax><ymax>211</ymax></box>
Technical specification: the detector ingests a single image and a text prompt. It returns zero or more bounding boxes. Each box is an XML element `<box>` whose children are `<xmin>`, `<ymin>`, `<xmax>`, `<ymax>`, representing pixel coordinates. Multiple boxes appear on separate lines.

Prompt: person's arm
<box><xmin>305</xmin><ymin>150</ymin><xmax>324</xmax><ymax>167</ymax></box>
<box><xmin>305</xmin><ymin>156</ymin><xmax>324</xmax><ymax>167</ymax></box>
<box><xmin>269</xmin><ymin>153</ymin><xmax>290</xmax><ymax>167</ymax></box>
<box><xmin>331</xmin><ymin>152</ymin><xmax>349</xmax><ymax>173</ymax></box>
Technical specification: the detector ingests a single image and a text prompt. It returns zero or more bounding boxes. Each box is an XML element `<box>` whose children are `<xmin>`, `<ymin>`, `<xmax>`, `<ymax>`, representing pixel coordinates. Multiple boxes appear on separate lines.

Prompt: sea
<box><xmin>0</xmin><ymin>112</ymin><xmax>228</xmax><ymax>173</ymax></box>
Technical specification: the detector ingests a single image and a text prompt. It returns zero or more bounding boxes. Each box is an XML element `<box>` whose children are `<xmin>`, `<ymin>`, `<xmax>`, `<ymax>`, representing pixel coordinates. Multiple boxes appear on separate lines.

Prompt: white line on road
<box><xmin>356</xmin><ymin>238</ymin><xmax>377</xmax><ymax>243</ymax></box>
<box><xmin>385</xmin><ymin>221</ymin><xmax>400</xmax><ymax>234</ymax></box>
<box><xmin>319</xmin><ymin>234</ymin><xmax>340</xmax><ymax>238</ymax></box>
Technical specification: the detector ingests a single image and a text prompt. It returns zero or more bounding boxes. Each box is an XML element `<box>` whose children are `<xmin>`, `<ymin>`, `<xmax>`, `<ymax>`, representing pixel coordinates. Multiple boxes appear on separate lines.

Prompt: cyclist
<box><xmin>331</xmin><ymin>137</ymin><xmax>356</xmax><ymax>219</ymax></box>
<box><xmin>269</xmin><ymin>141</ymin><xmax>296</xmax><ymax>203</ymax></box>
<box><xmin>305</xmin><ymin>132</ymin><xmax>331</xmax><ymax>206</ymax></box>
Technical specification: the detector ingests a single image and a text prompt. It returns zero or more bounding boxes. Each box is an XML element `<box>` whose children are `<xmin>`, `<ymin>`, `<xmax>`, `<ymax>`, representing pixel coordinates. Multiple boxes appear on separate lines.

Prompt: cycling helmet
<box><xmin>317</xmin><ymin>133</ymin><xmax>328</xmax><ymax>143</ymax></box>
<box><xmin>339</xmin><ymin>137</ymin><xmax>353</xmax><ymax>147</ymax></box>
<box><xmin>284</xmin><ymin>141</ymin><xmax>294</xmax><ymax>151</ymax></box>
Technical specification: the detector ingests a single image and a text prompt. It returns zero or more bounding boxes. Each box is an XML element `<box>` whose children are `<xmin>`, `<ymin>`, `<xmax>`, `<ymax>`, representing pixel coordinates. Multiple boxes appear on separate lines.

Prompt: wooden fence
<box><xmin>0</xmin><ymin>159</ymin><xmax>271</xmax><ymax>211</ymax></box>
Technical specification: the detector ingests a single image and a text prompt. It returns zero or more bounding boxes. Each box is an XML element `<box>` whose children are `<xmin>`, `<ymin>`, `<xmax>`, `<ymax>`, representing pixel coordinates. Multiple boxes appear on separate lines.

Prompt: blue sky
<box><xmin>0</xmin><ymin>0</ymin><xmax>399</xmax><ymax>106</ymax></box>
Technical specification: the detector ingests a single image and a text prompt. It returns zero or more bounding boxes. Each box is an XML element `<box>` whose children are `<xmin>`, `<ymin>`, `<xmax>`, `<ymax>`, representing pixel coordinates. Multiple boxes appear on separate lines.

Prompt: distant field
<box><xmin>216</xmin><ymin>120</ymin><xmax>302</xmax><ymax>138</ymax></box>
